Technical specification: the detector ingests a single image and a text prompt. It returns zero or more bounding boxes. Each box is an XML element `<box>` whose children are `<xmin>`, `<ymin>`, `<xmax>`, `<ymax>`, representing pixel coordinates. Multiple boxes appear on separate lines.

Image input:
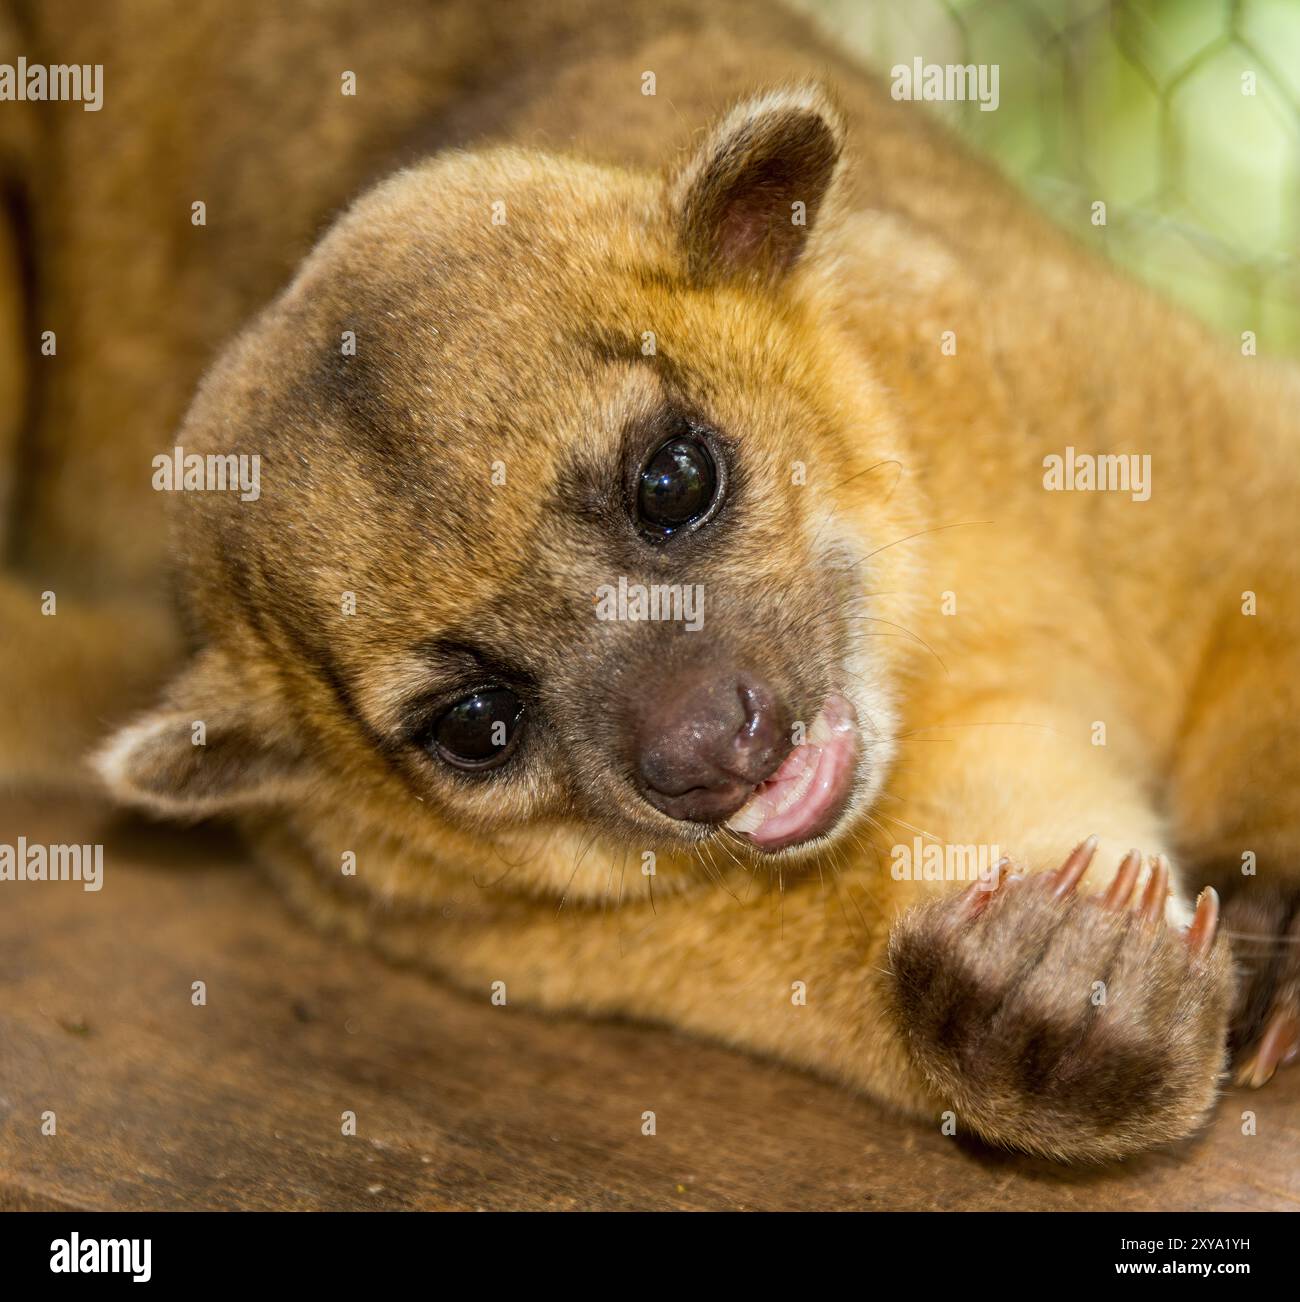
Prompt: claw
<box><xmin>956</xmin><ymin>876</ymin><xmax>993</xmax><ymax>918</ymax></box>
<box><xmin>956</xmin><ymin>857</ymin><xmax>1012</xmax><ymax>919</ymax></box>
<box><xmin>1185</xmin><ymin>885</ymin><xmax>1219</xmax><ymax>958</ymax></box>
<box><xmin>1234</xmin><ymin>1008</ymin><xmax>1300</xmax><ymax>1089</ymax></box>
<box><xmin>1102</xmin><ymin>850</ymin><xmax>1142</xmax><ymax>910</ymax></box>
<box><xmin>1139</xmin><ymin>854</ymin><xmax>1170</xmax><ymax>925</ymax></box>
<box><xmin>1052</xmin><ymin>835</ymin><xmax>1097</xmax><ymax>898</ymax></box>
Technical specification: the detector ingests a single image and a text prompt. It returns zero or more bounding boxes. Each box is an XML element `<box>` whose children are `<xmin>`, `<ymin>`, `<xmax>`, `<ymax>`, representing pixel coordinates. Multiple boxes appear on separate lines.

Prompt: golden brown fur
<box><xmin>3</xmin><ymin>0</ymin><xmax>1298</xmax><ymax>1164</ymax></box>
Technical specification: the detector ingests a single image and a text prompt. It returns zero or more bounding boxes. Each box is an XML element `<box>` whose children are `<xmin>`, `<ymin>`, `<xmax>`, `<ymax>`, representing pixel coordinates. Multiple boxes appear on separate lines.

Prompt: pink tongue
<box><xmin>731</xmin><ymin>696</ymin><xmax>858</xmax><ymax>848</ymax></box>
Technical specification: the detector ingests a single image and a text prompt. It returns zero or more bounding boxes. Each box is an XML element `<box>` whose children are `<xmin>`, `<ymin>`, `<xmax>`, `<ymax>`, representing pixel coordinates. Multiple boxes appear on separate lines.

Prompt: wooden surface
<box><xmin>1</xmin><ymin>794</ymin><xmax>1297</xmax><ymax>1211</ymax></box>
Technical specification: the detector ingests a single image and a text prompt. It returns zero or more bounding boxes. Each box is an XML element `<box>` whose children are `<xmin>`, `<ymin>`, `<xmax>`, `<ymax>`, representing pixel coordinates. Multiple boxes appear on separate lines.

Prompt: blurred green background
<box><xmin>793</xmin><ymin>0</ymin><xmax>1300</xmax><ymax>354</ymax></box>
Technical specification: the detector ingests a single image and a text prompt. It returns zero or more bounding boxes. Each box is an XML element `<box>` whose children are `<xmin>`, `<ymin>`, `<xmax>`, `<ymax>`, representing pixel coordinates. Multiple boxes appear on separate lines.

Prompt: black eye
<box><xmin>637</xmin><ymin>435</ymin><xmax>718</xmax><ymax>536</ymax></box>
<box><xmin>430</xmin><ymin>688</ymin><xmax>524</xmax><ymax>769</ymax></box>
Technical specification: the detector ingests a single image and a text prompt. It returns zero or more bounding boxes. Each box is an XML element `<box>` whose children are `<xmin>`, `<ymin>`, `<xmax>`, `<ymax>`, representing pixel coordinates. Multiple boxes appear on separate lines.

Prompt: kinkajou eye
<box><xmin>427</xmin><ymin>688</ymin><xmax>524</xmax><ymax>769</ymax></box>
<box><xmin>636</xmin><ymin>434</ymin><xmax>719</xmax><ymax>537</ymax></box>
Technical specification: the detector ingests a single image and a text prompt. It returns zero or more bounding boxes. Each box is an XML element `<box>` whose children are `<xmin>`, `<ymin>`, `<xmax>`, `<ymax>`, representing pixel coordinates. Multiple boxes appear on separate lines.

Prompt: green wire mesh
<box><xmin>794</xmin><ymin>0</ymin><xmax>1300</xmax><ymax>354</ymax></box>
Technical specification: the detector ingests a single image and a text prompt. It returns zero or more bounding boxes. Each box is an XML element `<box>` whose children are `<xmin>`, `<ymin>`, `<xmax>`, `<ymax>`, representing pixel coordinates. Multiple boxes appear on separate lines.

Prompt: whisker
<box><xmin>834</xmin><ymin>457</ymin><xmax>905</xmax><ymax>499</ymax></box>
<box><xmin>556</xmin><ymin>828</ymin><xmax>601</xmax><ymax>916</ymax></box>
<box><xmin>847</xmin><ymin>518</ymin><xmax>994</xmax><ymax>570</ymax></box>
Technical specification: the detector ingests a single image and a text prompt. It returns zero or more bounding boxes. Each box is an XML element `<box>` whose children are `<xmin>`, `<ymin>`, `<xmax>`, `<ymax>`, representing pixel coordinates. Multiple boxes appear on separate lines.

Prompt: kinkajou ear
<box><xmin>668</xmin><ymin>82</ymin><xmax>847</xmax><ymax>285</ymax></box>
<box><xmin>93</xmin><ymin>647</ymin><xmax>312</xmax><ymax>817</ymax></box>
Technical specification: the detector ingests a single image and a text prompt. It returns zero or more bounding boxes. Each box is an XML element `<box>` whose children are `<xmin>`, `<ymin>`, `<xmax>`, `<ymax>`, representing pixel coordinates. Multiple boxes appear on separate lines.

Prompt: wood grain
<box><xmin>1</xmin><ymin>795</ymin><xmax>1296</xmax><ymax>1211</ymax></box>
